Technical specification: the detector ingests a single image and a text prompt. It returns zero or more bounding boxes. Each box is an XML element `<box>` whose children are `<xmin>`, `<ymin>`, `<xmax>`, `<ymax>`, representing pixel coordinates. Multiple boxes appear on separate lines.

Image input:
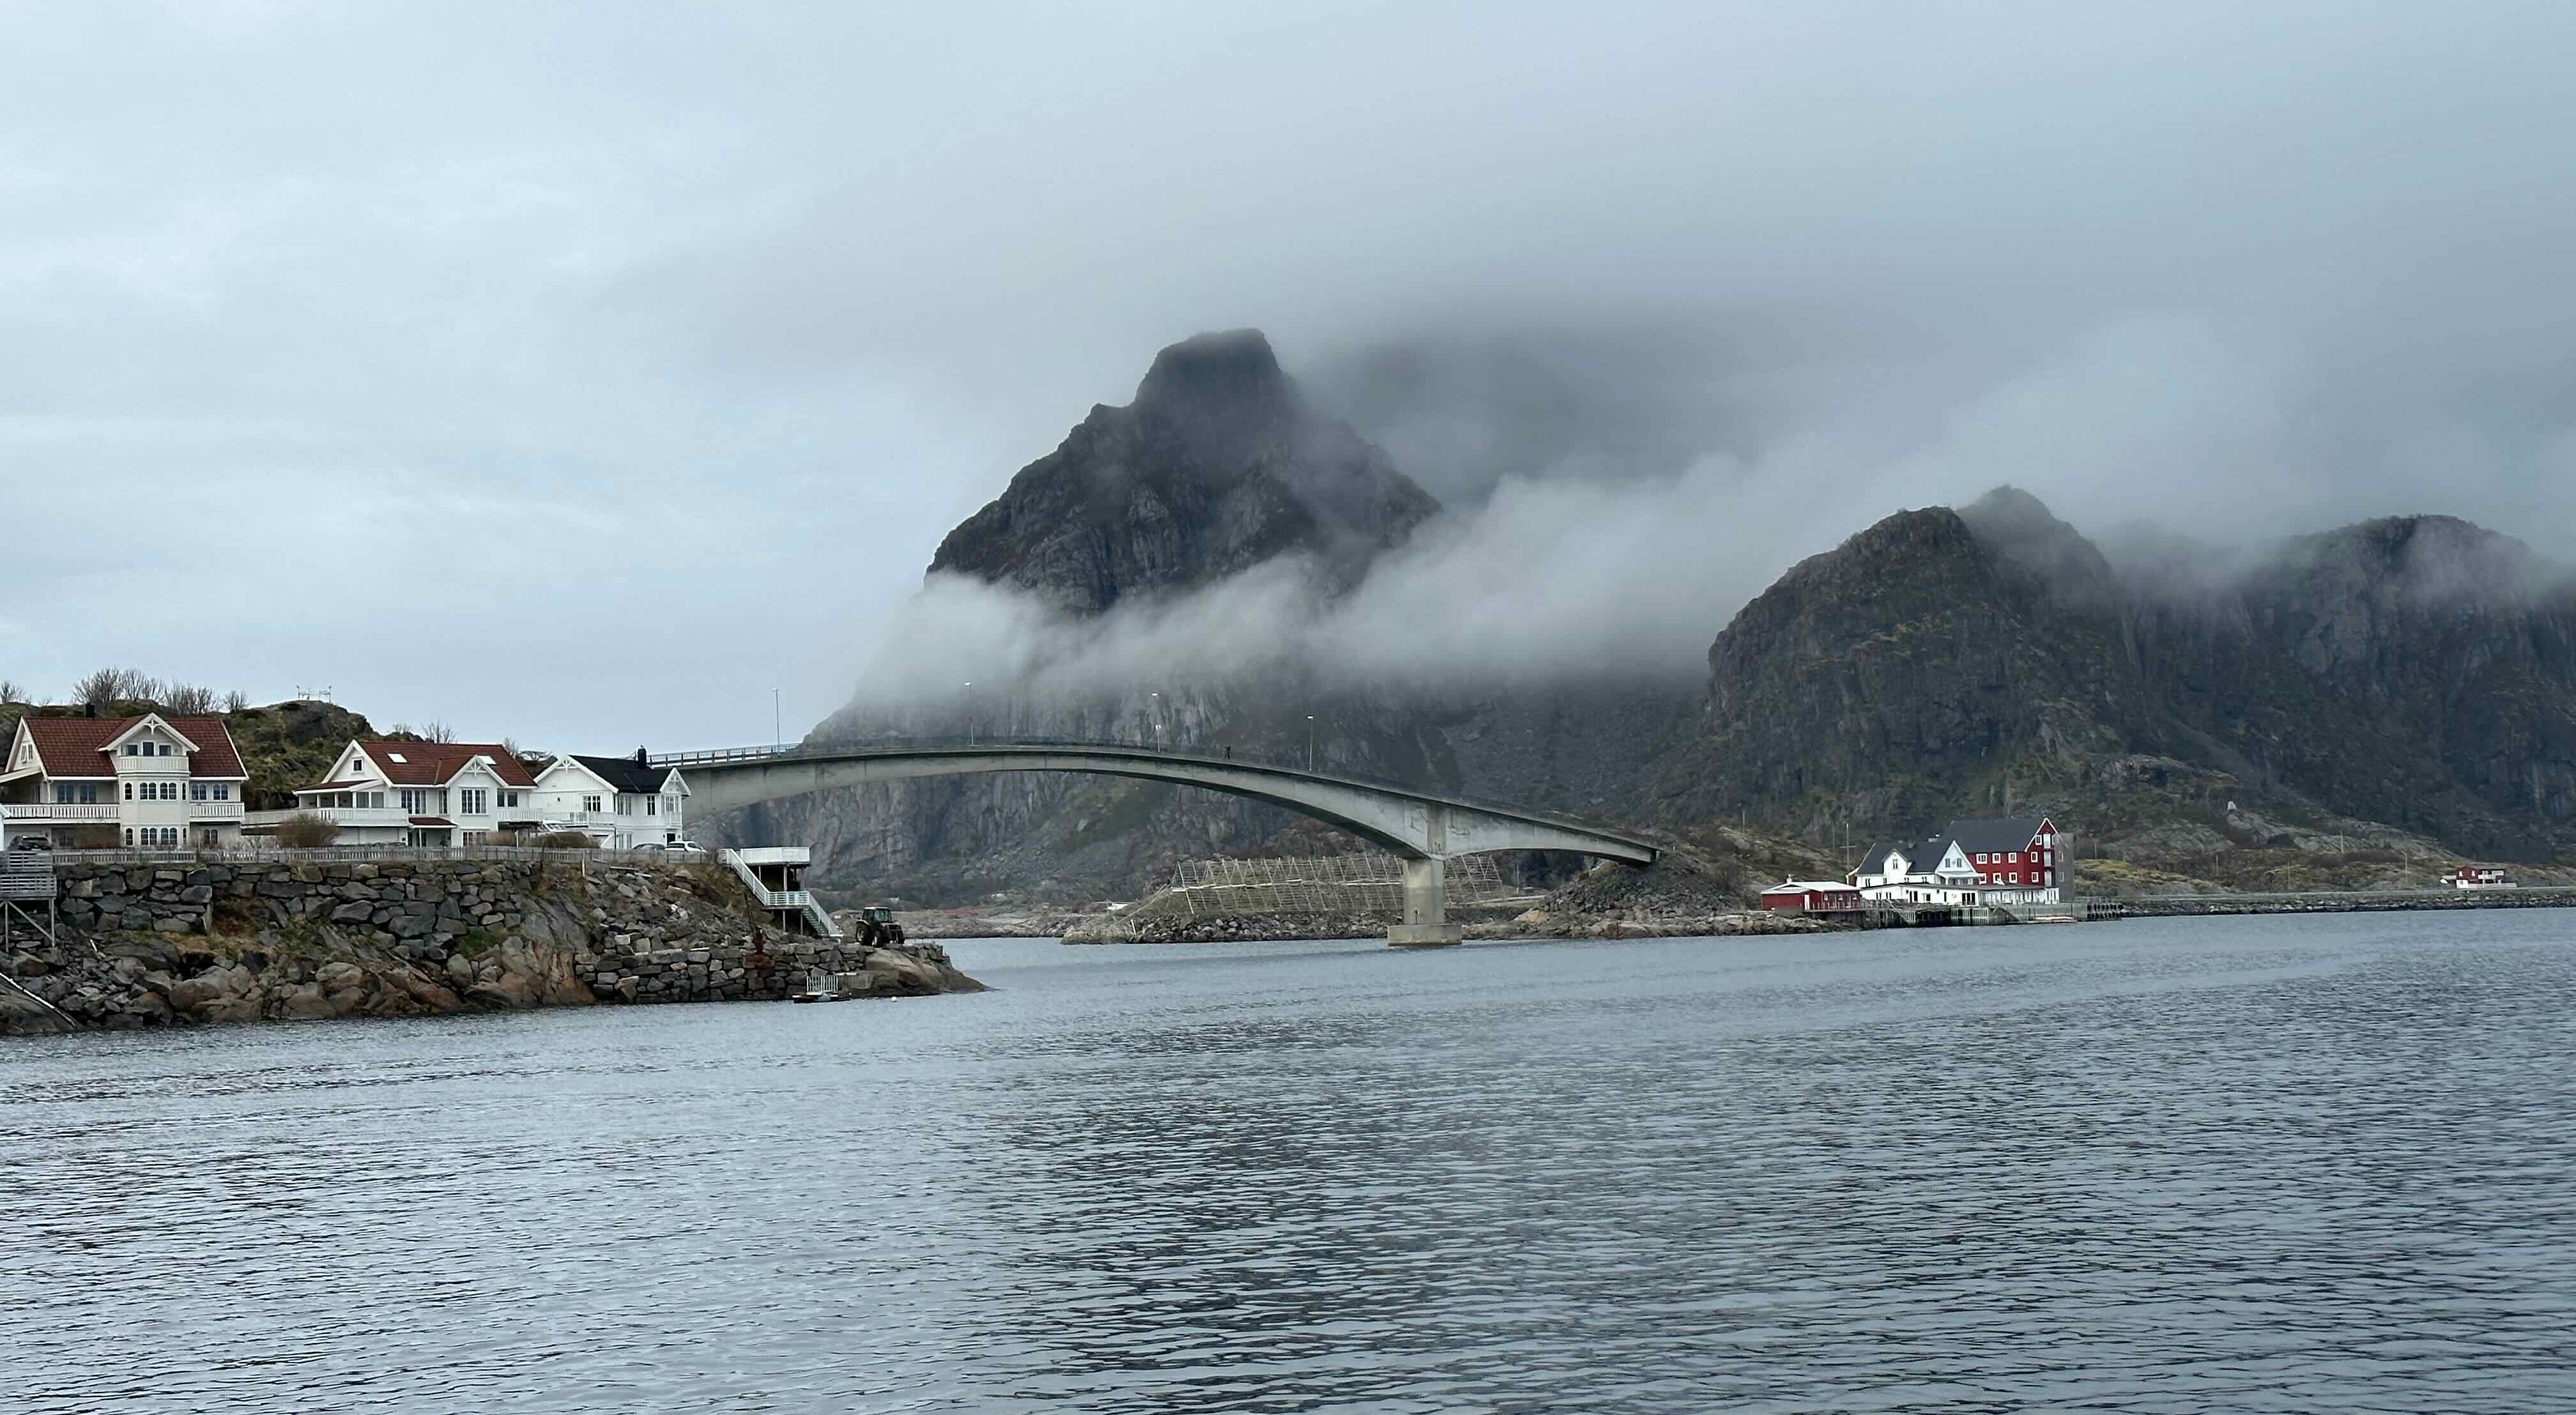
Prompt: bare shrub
<box><xmin>72</xmin><ymin>667</ymin><xmax>157</xmax><ymax>710</ymax></box>
<box><xmin>422</xmin><ymin>720</ymin><xmax>457</xmax><ymax>743</ymax></box>
<box><xmin>66</xmin><ymin>825</ymin><xmax>121</xmax><ymax>850</ymax></box>
<box><xmin>273</xmin><ymin>813</ymin><xmax>340</xmax><ymax>848</ymax></box>
<box><xmin>536</xmin><ymin>830</ymin><xmax>599</xmax><ymax>850</ymax></box>
<box><xmin>162</xmin><ymin>682</ymin><xmax>220</xmax><ymax>714</ymax></box>
<box><xmin>223</xmin><ymin>689</ymin><xmax>249</xmax><ymax>712</ymax></box>
<box><xmin>0</xmin><ymin>678</ymin><xmax>24</xmax><ymax>703</ymax></box>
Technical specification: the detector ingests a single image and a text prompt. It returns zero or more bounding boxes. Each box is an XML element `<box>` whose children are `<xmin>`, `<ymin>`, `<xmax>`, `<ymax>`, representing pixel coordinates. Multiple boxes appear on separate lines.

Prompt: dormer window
<box><xmin>158</xmin><ymin>743</ymin><xmax>173</xmax><ymax>756</ymax></box>
<box><xmin>125</xmin><ymin>744</ymin><xmax>139</xmax><ymax>756</ymax></box>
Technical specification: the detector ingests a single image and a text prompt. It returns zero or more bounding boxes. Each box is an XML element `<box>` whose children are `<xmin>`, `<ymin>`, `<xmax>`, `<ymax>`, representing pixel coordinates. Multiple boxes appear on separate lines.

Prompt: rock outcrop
<box><xmin>1</xmin><ymin>857</ymin><xmax>982</xmax><ymax>1037</ymax></box>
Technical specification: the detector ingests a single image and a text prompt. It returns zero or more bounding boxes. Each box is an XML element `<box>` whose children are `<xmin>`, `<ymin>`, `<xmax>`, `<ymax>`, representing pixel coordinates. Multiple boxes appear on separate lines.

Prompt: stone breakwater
<box><xmin>1058</xmin><ymin>908</ymin><xmax>1851</xmax><ymax>944</ymax></box>
<box><xmin>2110</xmin><ymin>886</ymin><xmax>2576</xmax><ymax>918</ymax></box>
<box><xmin>0</xmin><ymin>858</ymin><xmax>983</xmax><ymax>1037</ymax></box>
<box><xmin>1061</xmin><ymin>912</ymin><xmax>1386</xmax><ymax>944</ymax></box>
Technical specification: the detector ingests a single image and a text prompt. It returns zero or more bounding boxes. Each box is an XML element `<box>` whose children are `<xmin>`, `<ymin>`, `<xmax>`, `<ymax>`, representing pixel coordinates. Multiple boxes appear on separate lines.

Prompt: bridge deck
<box><xmin>652</xmin><ymin>737</ymin><xmax>1663</xmax><ymax>860</ymax></box>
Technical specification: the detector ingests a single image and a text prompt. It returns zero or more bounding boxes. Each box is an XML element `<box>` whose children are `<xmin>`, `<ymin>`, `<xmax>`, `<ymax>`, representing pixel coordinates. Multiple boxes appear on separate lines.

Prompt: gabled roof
<box><xmin>1856</xmin><ymin>843</ymin><xmax>1905</xmax><ymax>876</ymax></box>
<box><xmin>15</xmin><ymin>714</ymin><xmax>248</xmax><ymax>779</ymax></box>
<box><xmin>346</xmin><ymin>741</ymin><xmax>537</xmax><ymax>788</ymax></box>
<box><xmin>567</xmin><ymin>753</ymin><xmax>678</xmax><ymax>796</ymax></box>
<box><xmin>1942</xmin><ymin>817</ymin><xmax>2051</xmax><ymax>854</ymax></box>
<box><xmin>102</xmin><ymin>714</ymin><xmax>201</xmax><ymax>755</ymax></box>
<box><xmin>1763</xmin><ymin>880</ymin><xmax>1860</xmax><ymax>894</ymax></box>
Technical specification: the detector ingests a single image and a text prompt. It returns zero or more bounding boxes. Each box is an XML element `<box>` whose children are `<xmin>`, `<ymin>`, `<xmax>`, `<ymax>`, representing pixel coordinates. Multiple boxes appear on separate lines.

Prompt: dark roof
<box><xmin>1940</xmin><ymin>817</ymin><xmax>2051</xmax><ymax>853</ymax></box>
<box><xmin>1855</xmin><ymin>843</ymin><xmax>1905</xmax><ymax>876</ymax></box>
<box><xmin>569</xmin><ymin>754</ymin><xmax>675</xmax><ymax>795</ymax></box>
<box><xmin>18</xmin><ymin>714</ymin><xmax>248</xmax><ymax>779</ymax></box>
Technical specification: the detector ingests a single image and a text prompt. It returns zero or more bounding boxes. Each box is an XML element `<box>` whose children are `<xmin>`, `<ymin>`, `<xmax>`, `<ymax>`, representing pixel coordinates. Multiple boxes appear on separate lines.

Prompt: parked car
<box><xmin>8</xmin><ymin>834</ymin><xmax>51</xmax><ymax>852</ymax></box>
<box><xmin>633</xmin><ymin>839</ymin><xmax>709</xmax><ymax>859</ymax></box>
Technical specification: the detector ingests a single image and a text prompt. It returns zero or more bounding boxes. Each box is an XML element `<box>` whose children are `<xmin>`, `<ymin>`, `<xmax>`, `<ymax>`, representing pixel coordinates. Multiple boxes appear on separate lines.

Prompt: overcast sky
<box><xmin>7</xmin><ymin>3</ymin><xmax>2573</xmax><ymax>746</ymax></box>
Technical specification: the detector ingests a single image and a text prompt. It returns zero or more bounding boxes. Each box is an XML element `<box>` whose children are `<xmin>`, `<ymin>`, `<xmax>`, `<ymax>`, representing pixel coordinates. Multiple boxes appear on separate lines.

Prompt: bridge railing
<box><xmin>649</xmin><ymin>735</ymin><xmax>1661</xmax><ymax>850</ymax></box>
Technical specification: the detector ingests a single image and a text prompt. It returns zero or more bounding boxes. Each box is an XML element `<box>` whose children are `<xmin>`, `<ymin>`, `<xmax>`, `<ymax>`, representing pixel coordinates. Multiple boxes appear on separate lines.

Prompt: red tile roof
<box><xmin>407</xmin><ymin>816</ymin><xmax>457</xmax><ymax>827</ymax></box>
<box><xmin>353</xmin><ymin>742</ymin><xmax>537</xmax><ymax>788</ymax></box>
<box><xmin>16</xmin><ymin>714</ymin><xmax>247</xmax><ymax>779</ymax></box>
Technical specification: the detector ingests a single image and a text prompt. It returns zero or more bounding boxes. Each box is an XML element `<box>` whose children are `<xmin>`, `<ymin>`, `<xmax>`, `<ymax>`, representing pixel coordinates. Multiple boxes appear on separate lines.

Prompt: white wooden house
<box><xmin>268</xmin><ymin>740</ymin><xmax>540</xmax><ymax>847</ymax></box>
<box><xmin>0</xmin><ymin>712</ymin><xmax>249</xmax><ymax>848</ymax></box>
<box><xmin>528</xmin><ymin>753</ymin><xmax>689</xmax><ymax>848</ymax></box>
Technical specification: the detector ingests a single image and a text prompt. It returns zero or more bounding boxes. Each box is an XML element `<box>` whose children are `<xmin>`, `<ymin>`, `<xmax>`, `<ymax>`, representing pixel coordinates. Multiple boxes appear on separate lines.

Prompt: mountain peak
<box><xmin>1134</xmin><ymin>328</ymin><xmax>1290</xmax><ymax>413</ymax></box>
<box><xmin>928</xmin><ymin>329</ymin><xmax>1437</xmax><ymax>615</ymax></box>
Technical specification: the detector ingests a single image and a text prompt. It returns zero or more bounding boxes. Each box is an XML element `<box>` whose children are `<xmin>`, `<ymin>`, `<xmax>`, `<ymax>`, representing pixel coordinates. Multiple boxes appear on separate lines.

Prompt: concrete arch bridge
<box><xmin>651</xmin><ymin>739</ymin><xmax>1660</xmax><ymax>947</ymax></box>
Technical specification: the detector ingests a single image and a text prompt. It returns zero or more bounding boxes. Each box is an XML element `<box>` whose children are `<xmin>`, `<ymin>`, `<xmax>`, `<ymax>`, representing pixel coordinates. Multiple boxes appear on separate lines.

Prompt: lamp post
<box><xmin>1149</xmin><ymin>691</ymin><xmax>1161</xmax><ymax>751</ymax></box>
<box><xmin>1305</xmin><ymin>714</ymin><xmax>1317</xmax><ymax>772</ymax></box>
<box><xmin>963</xmin><ymin>682</ymin><xmax>974</xmax><ymax>745</ymax></box>
<box><xmin>772</xmin><ymin>687</ymin><xmax>780</xmax><ymax>753</ymax></box>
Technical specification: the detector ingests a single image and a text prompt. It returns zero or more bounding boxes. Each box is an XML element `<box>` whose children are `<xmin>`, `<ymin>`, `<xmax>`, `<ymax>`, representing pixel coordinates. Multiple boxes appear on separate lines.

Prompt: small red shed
<box><xmin>1759</xmin><ymin>880</ymin><xmax>1864</xmax><ymax>912</ymax></box>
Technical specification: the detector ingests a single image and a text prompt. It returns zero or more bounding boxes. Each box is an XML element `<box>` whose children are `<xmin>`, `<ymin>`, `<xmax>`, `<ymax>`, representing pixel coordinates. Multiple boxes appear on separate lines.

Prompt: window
<box><xmin>123</xmin><ymin>782</ymin><xmax>133</xmax><ymax>800</ymax></box>
<box><xmin>124</xmin><ymin>744</ymin><xmax>138</xmax><ymax>756</ymax></box>
<box><xmin>191</xmin><ymin>783</ymin><xmax>208</xmax><ymax>801</ymax></box>
<box><xmin>645</xmin><ymin>797</ymin><xmax>656</xmax><ymax>816</ymax></box>
<box><xmin>583</xmin><ymin>795</ymin><xmax>601</xmax><ymax>813</ymax></box>
<box><xmin>159</xmin><ymin>743</ymin><xmax>173</xmax><ymax>756</ymax></box>
<box><xmin>461</xmin><ymin>830</ymin><xmax>488</xmax><ymax>845</ymax></box>
<box><xmin>617</xmin><ymin>795</ymin><xmax>633</xmax><ymax>816</ymax></box>
<box><xmin>499</xmin><ymin>790</ymin><xmax>519</xmax><ymax>809</ymax></box>
<box><xmin>216</xmin><ymin>785</ymin><xmax>229</xmax><ymax>800</ymax></box>
<box><xmin>459</xmin><ymin>788</ymin><xmax>487</xmax><ymax>816</ymax></box>
<box><xmin>199</xmin><ymin>829</ymin><xmax>220</xmax><ymax>848</ymax></box>
<box><xmin>123</xmin><ymin>828</ymin><xmax>134</xmax><ymax>846</ymax></box>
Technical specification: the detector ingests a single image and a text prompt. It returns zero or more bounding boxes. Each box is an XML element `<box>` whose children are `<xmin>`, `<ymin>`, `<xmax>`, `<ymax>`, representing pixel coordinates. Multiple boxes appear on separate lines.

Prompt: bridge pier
<box><xmin>1389</xmin><ymin>855</ymin><xmax>1461</xmax><ymax>947</ymax></box>
<box><xmin>1388</xmin><ymin>804</ymin><xmax>1464</xmax><ymax>948</ymax></box>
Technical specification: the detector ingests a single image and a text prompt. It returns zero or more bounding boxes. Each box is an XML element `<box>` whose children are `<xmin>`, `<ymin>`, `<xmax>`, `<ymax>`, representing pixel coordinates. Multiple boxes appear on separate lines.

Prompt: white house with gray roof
<box><xmin>528</xmin><ymin>752</ymin><xmax>690</xmax><ymax>849</ymax></box>
<box><xmin>1853</xmin><ymin>816</ymin><xmax>2066</xmax><ymax>905</ymax></box>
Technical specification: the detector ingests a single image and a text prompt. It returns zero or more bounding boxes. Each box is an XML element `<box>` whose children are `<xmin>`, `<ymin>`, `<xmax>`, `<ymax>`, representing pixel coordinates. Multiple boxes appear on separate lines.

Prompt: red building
<box><xmin>1945</xmin><ymin>816</ymin><xmax>2062</xmax><ymax>894</ymax></box>
<box><xmin>1759</xmin><ymin>880</ymin><xmax>1864</xmax><ymax>912</ymax></box>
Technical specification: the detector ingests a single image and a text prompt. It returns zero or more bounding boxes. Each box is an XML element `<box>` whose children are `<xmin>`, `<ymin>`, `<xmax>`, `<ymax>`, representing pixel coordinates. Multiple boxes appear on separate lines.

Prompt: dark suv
<box><xmin>8</xmin><ymin>834</ymin><xmax>52</xmax><ymax>852</ymax></box>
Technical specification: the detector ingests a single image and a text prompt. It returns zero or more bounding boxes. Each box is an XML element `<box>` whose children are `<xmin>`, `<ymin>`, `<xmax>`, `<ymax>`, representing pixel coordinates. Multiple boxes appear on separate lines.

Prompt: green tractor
<box><xmin>853</xmin><ymin>905</ymin><xmax>907</xmax><ymax>947</ymax></box>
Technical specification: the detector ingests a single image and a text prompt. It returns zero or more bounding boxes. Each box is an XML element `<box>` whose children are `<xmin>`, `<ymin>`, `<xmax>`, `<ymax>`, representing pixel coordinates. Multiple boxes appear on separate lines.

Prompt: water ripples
<box><xmin>6</xmin><ymin>914</ymin><xmax>2573</xmax><ymax>1411</ymax></box>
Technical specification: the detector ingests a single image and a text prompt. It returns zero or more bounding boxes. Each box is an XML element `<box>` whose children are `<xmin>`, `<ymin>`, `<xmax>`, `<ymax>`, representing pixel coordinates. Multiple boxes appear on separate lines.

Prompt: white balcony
<box><xmin>2</xmin><ymin>802</ymin><xmax>119</xmax><ymax>822</ymax></box>
<box><xmin>186</xmin><ymin>799</ymin><xmax>245</xmax><ymax>820</ymax></box>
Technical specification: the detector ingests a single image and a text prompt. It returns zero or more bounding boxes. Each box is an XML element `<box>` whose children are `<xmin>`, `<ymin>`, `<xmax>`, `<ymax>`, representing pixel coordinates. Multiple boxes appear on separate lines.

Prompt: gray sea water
<box><xmin>5</xmin><ymin>910</ymin><xmax>2573</xmax><ymax>1412</ymax></box>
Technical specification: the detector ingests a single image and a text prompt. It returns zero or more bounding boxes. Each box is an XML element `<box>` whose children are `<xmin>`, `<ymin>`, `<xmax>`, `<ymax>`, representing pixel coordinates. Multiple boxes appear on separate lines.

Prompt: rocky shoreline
<box><xmin>1</xmin><ymin>857</ymin><xmax>983</xmax><ymax>1038</ymax></box>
